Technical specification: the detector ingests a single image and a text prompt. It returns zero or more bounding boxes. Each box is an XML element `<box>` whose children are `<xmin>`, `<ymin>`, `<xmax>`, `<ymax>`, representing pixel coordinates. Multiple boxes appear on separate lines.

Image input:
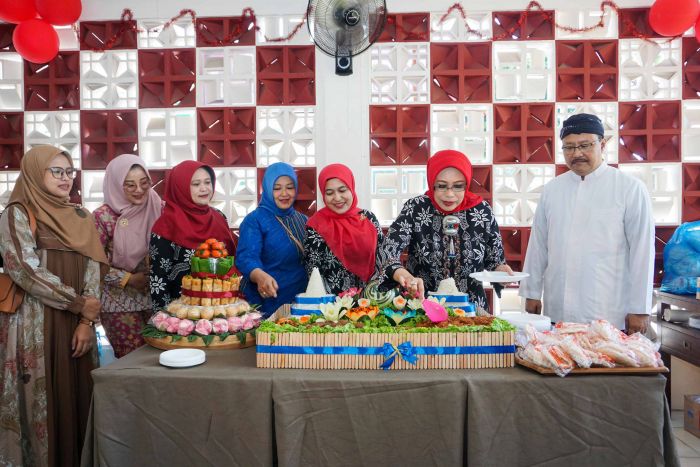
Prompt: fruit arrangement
<box><xmin>196</xmin><ymin>238</ymin><xmax>228</xmax><ymax>259</ymax></box>
<box><xmin>190</xmin><ymin>238</ymin><xmax>235</xmax><ymax>277</ymax></box>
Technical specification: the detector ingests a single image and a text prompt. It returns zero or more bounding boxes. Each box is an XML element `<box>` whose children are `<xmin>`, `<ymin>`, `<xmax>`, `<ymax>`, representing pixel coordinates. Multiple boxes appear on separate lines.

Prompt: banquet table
<box><xmin>81</xmin><ymin>346</ymin><xmax>679</xmax><ymax>467</ymax></box>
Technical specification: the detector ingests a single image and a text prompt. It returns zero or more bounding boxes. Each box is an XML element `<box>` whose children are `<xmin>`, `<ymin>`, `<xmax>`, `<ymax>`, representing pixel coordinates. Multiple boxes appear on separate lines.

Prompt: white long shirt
<box><xmin>519</xmin><ymin>163</ymin><xmax>655</xmax><ymax>329</ymax></box>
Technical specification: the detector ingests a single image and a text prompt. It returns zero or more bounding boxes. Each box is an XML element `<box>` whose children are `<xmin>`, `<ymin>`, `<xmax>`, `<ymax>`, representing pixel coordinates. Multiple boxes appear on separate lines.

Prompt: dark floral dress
<box><xmin>148</xmin><ymin>233</ymin><xmax>195</xmax><ymax>311</ymax></box>
<box><xmin>378</xmin><ymin>195</ymin><xmax>506</xmax><ymax>312</ymax></box>
<box><xmin>303</xmin><ymin>209</ymin><xmax>384</xmax><ymax>295</ymax></box>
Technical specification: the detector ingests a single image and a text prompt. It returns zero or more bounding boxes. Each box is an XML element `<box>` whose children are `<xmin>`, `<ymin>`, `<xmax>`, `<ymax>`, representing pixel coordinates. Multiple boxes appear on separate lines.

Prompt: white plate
<box><xmin>500</xmin><ymin>312</ymin><xmax>552</xmax><ymax>332</ymax></box>
<box><xmin>469</xmin><ymin>271</ymin><xmax>529</xmax><ymax>283</ymax></box>
<box><xmin>159</xmin><ymin>349</ymin><xmax>206</xmax><ymax>368</ymax></box>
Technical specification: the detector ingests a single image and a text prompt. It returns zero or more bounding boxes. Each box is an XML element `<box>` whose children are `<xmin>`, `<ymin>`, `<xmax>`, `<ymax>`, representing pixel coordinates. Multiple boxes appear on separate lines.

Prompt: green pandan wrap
<box><xmin>216</xmin><ymin>257</ymin><xmax>234</xmax><ymax>276</ymax></box>
<box><xmin>190</xmin><ymin>256</ymin><xmax>234</xmax><ymax>276</ymax></box>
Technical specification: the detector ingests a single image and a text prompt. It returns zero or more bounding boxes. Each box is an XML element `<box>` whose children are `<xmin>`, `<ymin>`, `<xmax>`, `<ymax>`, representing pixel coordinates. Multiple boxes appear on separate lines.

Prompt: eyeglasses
<box><xmin>46</xmin><ymin>167</ymin><xmax>77</xmax><ymax>179</ymax></box>
<box><xmin>433</xmin><ymin>183</ymin><xmax>466</xmax><ymax>193</ymax></box>
<box><xmin>562</xmin><ymin>141</ymin><xmax>599</xmax><ymax>155</ymax></box>
<box><xmin>123</xmin><ymin>180</ymin><xmax>152</xmax><ymax>193</ymax></box>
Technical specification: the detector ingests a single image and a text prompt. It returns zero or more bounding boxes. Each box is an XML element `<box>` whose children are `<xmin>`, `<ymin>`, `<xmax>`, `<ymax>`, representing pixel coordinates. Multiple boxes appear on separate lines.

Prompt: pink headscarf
<box><xmin>103</xmin><ymin>154</ymin><xmax>162</xmax><ymax>271</ymax></box>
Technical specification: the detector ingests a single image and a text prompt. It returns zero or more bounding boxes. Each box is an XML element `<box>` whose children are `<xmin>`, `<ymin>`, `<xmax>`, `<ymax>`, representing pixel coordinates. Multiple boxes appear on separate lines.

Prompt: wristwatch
<box><xmin>79</xmin><ymin>318</ymin><xmax>95</xmax><ymax>327</ymax></box>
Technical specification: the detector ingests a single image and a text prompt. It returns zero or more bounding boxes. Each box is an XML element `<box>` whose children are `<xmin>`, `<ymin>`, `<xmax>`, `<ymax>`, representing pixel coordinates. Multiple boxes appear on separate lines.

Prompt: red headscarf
<box><xmin>426</xmin><ymin>150</ymin><xmax>483</xmax><ymax>214</ymax></box>
<box><xmin>306</xmin><ymin>164</ymin><xmax>377</xmax><ymax>282</ymax></box>
<box><xmin>151</xmin><ymin>160</ymin><xmax>235</xmax><ymax>252</ymax></box>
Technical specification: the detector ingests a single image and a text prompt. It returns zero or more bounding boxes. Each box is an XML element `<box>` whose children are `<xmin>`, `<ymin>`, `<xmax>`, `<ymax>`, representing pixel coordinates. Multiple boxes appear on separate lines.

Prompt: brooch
<box><xmin>119</xmin><ymin>218</ymin><xmax>129</xmax><ymax>227</ymax></box>
<box><xmin>359</xmin><ymin>214</ymin><xmax>367</xmax><ymax>221</ymax></box>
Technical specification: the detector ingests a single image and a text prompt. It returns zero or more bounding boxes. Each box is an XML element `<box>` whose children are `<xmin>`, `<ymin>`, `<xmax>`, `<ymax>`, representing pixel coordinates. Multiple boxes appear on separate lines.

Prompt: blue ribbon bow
<box><xmin>380</xmin><ymin>341</ymin><xmax>419</xmax><ymax>370</ymax></box>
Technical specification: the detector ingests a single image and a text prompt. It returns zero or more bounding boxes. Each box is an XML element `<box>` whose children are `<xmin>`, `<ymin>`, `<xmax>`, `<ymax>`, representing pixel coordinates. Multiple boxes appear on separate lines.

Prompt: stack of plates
<box><xmin>689</xmin><ymin>315</ymin><xmax>700</xmax><ymax>329</ymax></box>
<box><xmin>500</xmin><ymin>312</ymin><xmax>552</xmax><ymax>332</ymax></box>
<box><xmin>469</xmin><ymin>271</ymin><xmax>529</xmax><ymax>283</ymax></box>
<box><xmin>159</xmin><ymin>349</ymin><xmax>206</xmax><ymax>368</ymax></box>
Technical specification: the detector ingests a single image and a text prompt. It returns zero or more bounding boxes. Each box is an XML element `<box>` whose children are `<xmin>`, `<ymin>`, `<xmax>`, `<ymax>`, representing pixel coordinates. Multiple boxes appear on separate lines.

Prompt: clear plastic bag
<box><xmin>660</xmin><ymin>221</ymin><xmax>700</xmax><ymax>295</ymax></box>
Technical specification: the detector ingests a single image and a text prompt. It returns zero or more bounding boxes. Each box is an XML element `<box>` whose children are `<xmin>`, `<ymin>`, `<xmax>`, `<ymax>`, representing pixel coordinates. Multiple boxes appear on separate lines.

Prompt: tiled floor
<box><xmin>672</xmin><ymin>410</ymin><xmax>700</xmax><ymax>467</ymax></box>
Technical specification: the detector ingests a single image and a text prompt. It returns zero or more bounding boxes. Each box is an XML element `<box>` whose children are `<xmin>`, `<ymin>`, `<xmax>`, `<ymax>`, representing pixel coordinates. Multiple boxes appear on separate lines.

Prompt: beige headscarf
<box><xmin>9</xmin><ymin>145</ymin><xmax>108</xmax><ymax>264</ymax></box>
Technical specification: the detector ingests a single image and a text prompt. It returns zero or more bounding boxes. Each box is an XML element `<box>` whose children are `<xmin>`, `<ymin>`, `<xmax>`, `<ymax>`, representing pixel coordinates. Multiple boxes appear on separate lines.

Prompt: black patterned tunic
<box><xmin>378</xmin><ymin>195</ymin><xmax>506</xmax><ymax>312</ymax></box>
<box><xmin>303</xmin><ymin>210</ymin><xmax>384</xmax><ymax>295</ymax></box>
<box><xmin>148</xmin><ymin>233</ymin><xmax>195</xmax><ymax>311</ymax></box>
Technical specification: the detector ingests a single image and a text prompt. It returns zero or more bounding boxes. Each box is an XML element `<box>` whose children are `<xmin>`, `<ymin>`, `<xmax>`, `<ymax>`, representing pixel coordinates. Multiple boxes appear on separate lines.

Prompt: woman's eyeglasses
<box><xmin>46</xmin><ymin>167</ymin><xmax>77</xmax><ymax>179</ymax></box>
<box><xmin>434</xmin><ymin>183</ymin><xmax>466</xmax><ymax>193</ymax></box>
<box><xmin>123</xmin><ymin>180</ymin><xmax>152</xmax><ymax>193</ymax></box>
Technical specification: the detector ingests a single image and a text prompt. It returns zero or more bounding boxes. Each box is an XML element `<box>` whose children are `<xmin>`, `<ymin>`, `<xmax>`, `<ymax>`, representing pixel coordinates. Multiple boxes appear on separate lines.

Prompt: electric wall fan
<box><xmin>307</xmin><ymin>0</ymin><xmax>387</xmax><ymax>76</ymax></box>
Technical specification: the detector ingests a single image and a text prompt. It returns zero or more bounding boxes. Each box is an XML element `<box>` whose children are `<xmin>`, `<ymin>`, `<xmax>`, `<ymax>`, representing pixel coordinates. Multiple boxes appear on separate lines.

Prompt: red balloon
<box><xmin>35</xmin><ymin>0</ymin><xmax>82</xmax><ymax>26</ymax></box>
<box><xmin>13</xmin><ymin>19</ymin><xmax>59</xmax><ymax>64</ymax></box>
<box><xmin>696</xmin><ymin>14</ymin><xmax>700</xmax><ymax>42</ymax></box>
<box><xmin>649</xmin><ymin>0</ymin><xmax>700</xmax><ymax>37</ymax></box>
<box><xmin>0</xmin><ymin>0</ymin><xmax>37</xmax><ymax>24</ymax></box>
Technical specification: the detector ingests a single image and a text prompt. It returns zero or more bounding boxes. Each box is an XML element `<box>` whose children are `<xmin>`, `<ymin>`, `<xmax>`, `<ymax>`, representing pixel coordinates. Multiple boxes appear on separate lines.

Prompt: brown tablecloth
<box><xmin>81</xmin><ymin>346</ymin><xmax>679</xmax><ymax>467</ymax></box>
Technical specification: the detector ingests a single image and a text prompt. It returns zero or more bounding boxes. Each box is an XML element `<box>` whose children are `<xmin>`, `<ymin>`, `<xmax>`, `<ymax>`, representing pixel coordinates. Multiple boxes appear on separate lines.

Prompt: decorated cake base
<box><xmin>144</xmin><ymin>331</ymin><xmax>256</xmax><ymax>351</ymax></box>
<box><xmin>256</xmin><ymin>330</ymin><xmax>514</xmax><ymax>370</ymax></box>
<box><xmin>142</xmin><ymin>238</ymin><xmax>262</xmax><ymax>349</ymax></box>
<box><xmin>257</xmin><ymin>282</ymin><xmax>516</xmax><ymax>370</ymax></box>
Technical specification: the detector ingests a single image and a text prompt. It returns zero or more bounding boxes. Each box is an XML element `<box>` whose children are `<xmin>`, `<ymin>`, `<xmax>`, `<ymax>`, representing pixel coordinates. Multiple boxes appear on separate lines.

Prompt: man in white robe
<box><xmin>519</xmin><ymin>113</ymin><xmax>655</xmax><ymax>333</ymax></box>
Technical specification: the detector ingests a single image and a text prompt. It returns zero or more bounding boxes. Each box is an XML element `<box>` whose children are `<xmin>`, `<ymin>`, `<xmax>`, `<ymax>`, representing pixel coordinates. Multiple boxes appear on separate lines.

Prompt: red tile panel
<box><xmin>653</xmin><ymin>226</ymin><xmax>676</xmax><ymax>286</ymax></box>
<box><xmin>0</xmin><ymin>113</ymin><xmax>23</xmax><ymax>170</ymax></box>
<box><xmin>0</xmin><ymin>24</ymin><xmax>16</xmax><ymax>52</ymax></box>
<box><xmin>471</xmin><ymin>166</ymin><xmax>492</xmax><ymax>200</ymax></box>
<box><xmin>682</xmin><ymin>163</ymin><xmax>700</xmax><ymax>222</ymax></box>
<box><xmin>24</xmin><ymin>52</ymin><xmax>80</xmax><ymax>111</ymax></box>
<box><xmin>682</xmin><ymin>37</ymin><xmax>700</xmax><ymax>99</ymax></box>
<box><xmin>500</xmin><ymin>227</ymin><xmax>530</xmax><ymax>273</ymax></box>
<box><xmin>257</xmin><ymin>46</ymin><xmax>315</xmax><ymax>105</ymax></box>
<box><xmin>493</xmin><ymin>10</ymin><xmax>554</xmax><ymax>40</ymax></box>
<box><xmin>197</xmin><ymin>108</ymin><xmax>256</xmax><ymax>166</ymax></box>
<box><xmin>369</xmin><ymin>105</ymin><xmax>430</xmax><ymax>166</ymax></box>
<box><xmin>379</xmin><ymin>13</ymin><xmax>430</xmax><ymax>42</ymax></box>
<box><xmin>431</xmin><ymin>43</ymin><xmax>491</xmax><ymax>103</ymax></box>
<box><xmin>618</xmin><ymin>101</ymin><xmax>681</xmax><ymax>163</ymax></box>
<box><xmin>79</xmin><ymin>20</ymin><xmax>138</xmax><ymax>50</ymax></box>
<box><xmin>139</xmin><ymin>49</ymin><xmax>196</xmax><ymax>108</ymax></box>
<box><xmin>80</xmin><ymin>110</ymin><xmax>138</xmax><ymax>169</ymax></box>
<box><xmin>618</xmin><ymin>8</ymin><xmax>661</xmax><ymax>39</ymax></box>
<box><xmin>196</xmin><ymin>16</ymin><xmax>256</xmax><ymax>47</ymax></box>
<box><xmin>557</xmin><ymin>40</ymin><xmax>618</xmax><ymax>101</ymax></box>
<box><xmin>493</xmin><ymin>103</ymin><xmax>554</xmax><ymax>163</ymax></box>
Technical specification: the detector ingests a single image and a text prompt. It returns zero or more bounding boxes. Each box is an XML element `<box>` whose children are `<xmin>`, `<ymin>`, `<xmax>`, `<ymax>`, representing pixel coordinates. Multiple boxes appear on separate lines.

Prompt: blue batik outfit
<box><xmin>235</xmin><ymin>163</ymin><xmax>308</xmax><ymax>317</ymax></box>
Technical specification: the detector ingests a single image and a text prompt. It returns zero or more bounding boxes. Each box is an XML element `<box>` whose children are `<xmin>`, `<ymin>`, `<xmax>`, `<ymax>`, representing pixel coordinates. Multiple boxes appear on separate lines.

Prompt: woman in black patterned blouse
<box><xmin>378</xmin><ymin>150</ymin><xmax>513</xmax><ymax>312</ymax></box>
<box><xmin>304</xmin><ymin>164</ymin><xmax>383</xmax><ymax>295</ymax></box>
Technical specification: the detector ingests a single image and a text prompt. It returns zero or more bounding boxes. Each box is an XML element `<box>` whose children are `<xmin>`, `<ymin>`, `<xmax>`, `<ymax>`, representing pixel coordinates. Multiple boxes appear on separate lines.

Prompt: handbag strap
<box><xmin>274</xmin><ymin>215</ymin><xmax>304</xmax><ymax>257</ymax></box>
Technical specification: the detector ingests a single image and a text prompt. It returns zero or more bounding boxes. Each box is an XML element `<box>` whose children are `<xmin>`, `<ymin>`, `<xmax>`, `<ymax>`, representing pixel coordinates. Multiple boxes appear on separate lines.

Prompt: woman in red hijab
<box><xmin>305</xmin><ymin>164</ymin><xmax>383</xmax><ymax>294</ymax></box>
<box><xmin>149</xmin><ymin>161</ymin><xmax>235</xmax><ymax>310</ymax></box>
<box><xmin>380</xmin><ymin>150</ymin><xmax>513</xmax><ymax>312</ymax></box>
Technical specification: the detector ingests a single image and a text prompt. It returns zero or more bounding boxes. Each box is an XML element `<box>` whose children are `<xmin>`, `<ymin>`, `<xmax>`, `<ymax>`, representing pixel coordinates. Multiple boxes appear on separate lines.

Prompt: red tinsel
<box><xmin>437</xmin><ymin>1</ymin><xmax>677</xmax><ymax>42</ymax></box>
<box><xmin>74</xmin><ymin>1</ymin><xmax>669</xmax><ymax>53</ymax></box>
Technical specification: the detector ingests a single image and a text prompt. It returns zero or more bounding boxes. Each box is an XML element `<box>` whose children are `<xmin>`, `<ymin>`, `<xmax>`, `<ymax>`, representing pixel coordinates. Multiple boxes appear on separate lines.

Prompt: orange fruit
<box><xmin>211</xmin><ymin>250</ymin><xmax>222</xmax><ymax>258</ymax></box>
<box><xmin>198</xmin><ymin>242</ymin><xmax>209</xmax><ymax>251</ymax></box>
<box><xmin>221</xmin><ymin>249</ymin><xmax>229</xmax><ymax>257</ymax></box>
<box><xmin>206</xmin><ymin>238</ymin><xmax>218</xmax><ymax>245</ymax></box>
<box><xmin>199</xmin><ymin>249</ymin><xmax>211</xmax><ymax>258</ymax></box>
<box><xmin>215</xmin><ymin>242</ymin><xmax>226</xmax><ymax>251</ymax></box>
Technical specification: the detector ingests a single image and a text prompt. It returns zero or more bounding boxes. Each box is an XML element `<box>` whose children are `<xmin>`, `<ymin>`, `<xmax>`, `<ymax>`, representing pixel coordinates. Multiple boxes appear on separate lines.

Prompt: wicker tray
<box><xmin>515</xmin><ymin>356</ymin><xmax>669</xmax><ymax>375</ymax></box>
<box><xmin>144</xmin><ymin>334</ymin><xmax>256</xmax><ymax>351</ymax></box>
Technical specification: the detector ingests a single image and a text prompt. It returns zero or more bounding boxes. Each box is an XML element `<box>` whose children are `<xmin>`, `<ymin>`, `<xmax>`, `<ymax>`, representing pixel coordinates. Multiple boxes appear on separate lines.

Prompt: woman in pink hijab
<box><xmin>93</xmin><ymin>154</ymin><xmax>162</xmax><ymax>357</ymax></box>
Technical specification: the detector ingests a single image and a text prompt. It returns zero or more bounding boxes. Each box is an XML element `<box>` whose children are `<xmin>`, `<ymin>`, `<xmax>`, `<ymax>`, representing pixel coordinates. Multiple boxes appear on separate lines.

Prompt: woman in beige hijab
<box><xmin>0</xmin><ymin>146</ymin><xmax>107</xmax><ymax>467</ymax></box>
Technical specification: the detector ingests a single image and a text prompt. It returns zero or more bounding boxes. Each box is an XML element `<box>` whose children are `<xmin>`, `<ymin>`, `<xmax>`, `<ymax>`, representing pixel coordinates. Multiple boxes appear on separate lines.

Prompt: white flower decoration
<box><xmin>319</xmin><ymin>302</ymin><xmax>347</xmax><ymax>323</ymax></box>
<box><xmin>336</xmin><ymin>295</ymin><xmax>354</xmax><ymax>311</ymax></box>
<box><xmin>426</xmin><ymin>296</ymin><xmax>446</xmax><ymax>306</ymax></box>
<box><xmin>407</xmin><ymin>298</ymin><xmax>423</xmax><ymax>311</ymax></box>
